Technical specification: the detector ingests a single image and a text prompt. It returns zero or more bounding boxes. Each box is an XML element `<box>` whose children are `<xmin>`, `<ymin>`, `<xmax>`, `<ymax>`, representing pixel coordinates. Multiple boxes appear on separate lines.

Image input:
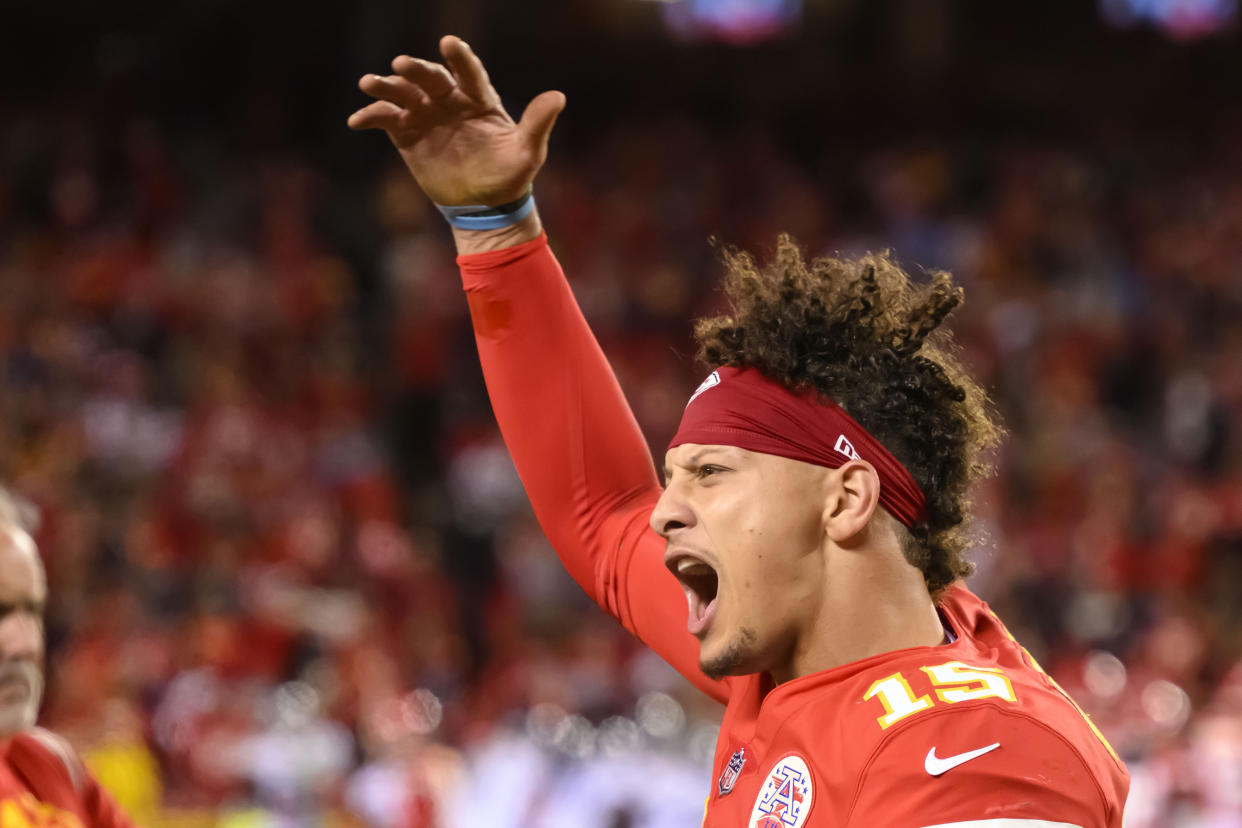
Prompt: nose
<box><xmin>0</xmin><ymin>612</ymin><xmax>43</xmax><ymax>663</ymax></box>
<box><xmin>649</xmin><ymin>480</ymin><xmax>696</xmax><ymax>539</ymax></box>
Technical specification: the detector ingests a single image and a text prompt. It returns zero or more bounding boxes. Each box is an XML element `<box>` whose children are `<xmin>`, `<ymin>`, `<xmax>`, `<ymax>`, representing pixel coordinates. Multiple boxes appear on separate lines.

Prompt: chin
<box><xmin>0</xmin><ymin>704</ymin><xmax>37</xmax><ymax>738</ymax></box>
<box><xmin>699</xmin><ymin>626</ymin><xmax>761</xmax><ymax>680</ymax></box>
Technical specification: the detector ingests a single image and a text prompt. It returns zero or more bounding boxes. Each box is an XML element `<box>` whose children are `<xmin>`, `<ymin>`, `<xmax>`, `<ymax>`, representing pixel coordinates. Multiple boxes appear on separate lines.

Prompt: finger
<box><xmin>392</xmin><ymin>55</ymin><xmax>457</xmax><ymax>100</ymax></box>
<box><xmin>440</xmin><ymin>36</ymin><xmax>494</xmax><ymax>104</ymax></box>
<box><xmin>518</xmin><ymin>90</ymin><xmax>567</xmax><ymax>151</ymax></box>
<box><xmin>347</xmin><ymin>100</ymin><xmax>405</xmax><ymax>132</ymax></box>
<box><xmin>358</xmin><ymin>73</ymin><xmax>432</xmax><ymax>117</ymax></box>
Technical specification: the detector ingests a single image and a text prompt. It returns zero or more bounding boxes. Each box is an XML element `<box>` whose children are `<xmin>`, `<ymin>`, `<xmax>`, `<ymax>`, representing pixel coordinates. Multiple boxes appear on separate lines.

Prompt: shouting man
<box><xmin>350</xmin><ymin>37</ymin><xmax>1129</xmax><ymax>827</ymax></box>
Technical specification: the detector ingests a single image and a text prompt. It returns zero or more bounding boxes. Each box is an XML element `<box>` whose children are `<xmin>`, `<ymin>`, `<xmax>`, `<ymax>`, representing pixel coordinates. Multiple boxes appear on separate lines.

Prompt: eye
<box><xmin>0</xmin><ymin>601</ymin><xmax>40</xmax><ymax>620</ymax></box>
<box><xmin>697</xmin><ymin>464</ymin><xmax>727</xmax><ymax>479</ymax></box>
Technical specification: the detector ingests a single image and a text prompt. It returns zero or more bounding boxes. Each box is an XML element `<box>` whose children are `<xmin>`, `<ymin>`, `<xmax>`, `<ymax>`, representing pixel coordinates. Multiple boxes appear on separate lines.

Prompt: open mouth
<box><xmin>0</xmin><ymin>679</ymin><xmax>31</xmax><ymax>701</ymax></box>
<box><xmin>666</xmin><ymin>553</ymin><xmax>720</xmax><ymax>638</ymax></box>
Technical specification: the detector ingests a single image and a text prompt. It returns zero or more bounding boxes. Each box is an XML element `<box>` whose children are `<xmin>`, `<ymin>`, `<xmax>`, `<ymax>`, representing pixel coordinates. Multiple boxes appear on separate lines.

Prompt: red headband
<box><xmin>669</xmin><ymin>366</ymin><xmax>928</xmax><ymax>527</ymax></box>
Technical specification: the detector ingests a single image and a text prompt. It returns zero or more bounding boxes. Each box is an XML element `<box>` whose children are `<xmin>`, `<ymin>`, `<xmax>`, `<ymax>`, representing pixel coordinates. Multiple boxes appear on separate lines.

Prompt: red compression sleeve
<box><xmin>458</xmin><ymin>233</ymin><xmax>729</xmax><ymax>704</ymax></box>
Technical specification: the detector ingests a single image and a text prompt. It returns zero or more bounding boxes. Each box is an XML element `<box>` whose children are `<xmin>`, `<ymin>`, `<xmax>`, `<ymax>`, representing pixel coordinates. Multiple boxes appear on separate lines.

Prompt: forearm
<box><xmin>457</xmin><ymin>233</ymin><xmax>661</xmax><ymax>597</ymax></box>
<box><xmin>455</xmin><ymin>221</ymin><xmax>731</xmax><ymax>704</ymax></box>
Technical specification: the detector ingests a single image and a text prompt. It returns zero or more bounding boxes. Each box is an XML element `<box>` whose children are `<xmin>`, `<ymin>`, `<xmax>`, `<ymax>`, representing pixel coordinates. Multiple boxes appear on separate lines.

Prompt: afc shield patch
<box><xmin>718</xmin><ymin>748</ymin><xmax>746</xmax><ymax>796</ymax></box>
<box><xmin>749</xmin><ymin>754</ymin><xmax>814</xmax><ymax>827</ymax></box>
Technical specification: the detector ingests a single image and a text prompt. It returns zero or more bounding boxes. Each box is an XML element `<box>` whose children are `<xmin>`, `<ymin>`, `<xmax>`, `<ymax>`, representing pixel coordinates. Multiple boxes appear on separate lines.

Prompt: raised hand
<box><xmin>348</xmin><ymin>36</ymin><xmax>565</xmax><ymax>208</ymax></box>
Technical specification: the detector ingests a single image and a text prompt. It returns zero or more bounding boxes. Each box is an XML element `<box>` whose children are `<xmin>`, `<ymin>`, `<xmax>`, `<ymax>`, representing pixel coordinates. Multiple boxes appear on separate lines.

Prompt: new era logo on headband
<box><xmin>687</xmin><ymin>371</ymin><xmax>721</xmax><ymax>407</ymax></box>
<box><xmin>834</xmin><ymin>434</ymin><xmax>860</xmax><ymax>461</ymax></box>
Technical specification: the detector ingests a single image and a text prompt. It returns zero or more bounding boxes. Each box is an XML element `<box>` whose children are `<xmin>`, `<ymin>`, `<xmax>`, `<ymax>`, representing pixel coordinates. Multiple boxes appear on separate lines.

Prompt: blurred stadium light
<box><xmin>657</xmin><ymin>0</ymin><xmax>802</xmax><ymax>43</ymax></box>
<box><xmin>1099</xmin><ymin>0</ymin><xmax>1237</xmax><ymax>39</ymax></box>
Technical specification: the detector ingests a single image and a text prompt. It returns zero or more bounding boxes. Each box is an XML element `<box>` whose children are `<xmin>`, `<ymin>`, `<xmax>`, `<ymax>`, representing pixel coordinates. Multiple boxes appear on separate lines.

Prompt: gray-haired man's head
<box><xmin>0</xmin><ymin>487</ymin><xmax>46</xmax><ymax>739</ymax></box>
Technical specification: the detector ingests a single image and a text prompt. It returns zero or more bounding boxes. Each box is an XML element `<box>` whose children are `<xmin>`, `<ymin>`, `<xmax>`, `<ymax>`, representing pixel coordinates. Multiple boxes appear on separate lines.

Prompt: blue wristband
<box><xmin>435</xmin><ymin>191</ymin><xmax>536</xmax><ymax>231</ymax></box>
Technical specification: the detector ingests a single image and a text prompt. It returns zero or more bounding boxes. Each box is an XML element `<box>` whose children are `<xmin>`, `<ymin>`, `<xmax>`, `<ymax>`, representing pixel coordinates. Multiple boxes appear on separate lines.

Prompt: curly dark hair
<box><xmin>694</xmin><ymin>237</ymin><xmax>1002</xmax><ymax>596</ymax></box>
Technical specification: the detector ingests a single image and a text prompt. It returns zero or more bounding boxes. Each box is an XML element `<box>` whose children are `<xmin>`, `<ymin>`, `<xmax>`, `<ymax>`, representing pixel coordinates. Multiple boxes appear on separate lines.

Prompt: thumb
<box><xmin>518</xmin><ymin>90</ymin><xmax>566</xmax><ymax>151</ymax></box>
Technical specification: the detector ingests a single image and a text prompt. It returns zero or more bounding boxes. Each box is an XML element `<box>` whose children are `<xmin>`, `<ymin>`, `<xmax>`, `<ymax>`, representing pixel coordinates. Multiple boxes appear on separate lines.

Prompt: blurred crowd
<box><xmin>1</xmin><ymin>100</ymin><xmax>1241</xmax><ymax>827</ymax></box>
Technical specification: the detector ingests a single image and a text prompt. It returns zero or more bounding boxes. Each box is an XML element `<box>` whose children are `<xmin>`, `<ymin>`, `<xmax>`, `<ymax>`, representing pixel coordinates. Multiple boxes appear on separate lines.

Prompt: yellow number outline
<box><xmin>921</xmin><ymin>661</ymin><xmax>1017</xmax><ymax>704</ymax></box>
<box><xmin>863</xmin><ymin>661</ymin><xmax>1019</xmax><ymax>730</ymax></box>
<box><xmin>863</xmin><ymin>673</ymin><xmax>935</xmax><ymax>730</ymax></box>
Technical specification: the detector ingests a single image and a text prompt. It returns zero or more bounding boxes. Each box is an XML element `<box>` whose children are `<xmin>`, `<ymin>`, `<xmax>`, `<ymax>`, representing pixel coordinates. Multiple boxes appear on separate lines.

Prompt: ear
<box><xmin>822</xmin><ymin>460</ymin><xmax>882</xmax><ymax>545</ymax></box>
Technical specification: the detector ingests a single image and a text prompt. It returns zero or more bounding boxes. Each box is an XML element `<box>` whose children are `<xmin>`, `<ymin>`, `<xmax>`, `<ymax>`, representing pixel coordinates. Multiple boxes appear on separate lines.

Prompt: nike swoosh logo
<box><xmin>924</xmin><ymin>742</ymin><xmax>1001</xmax><ymax>776</ymax></box>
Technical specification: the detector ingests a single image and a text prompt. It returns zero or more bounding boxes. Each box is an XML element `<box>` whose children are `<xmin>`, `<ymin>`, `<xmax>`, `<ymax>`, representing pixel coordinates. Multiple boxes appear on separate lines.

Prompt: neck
<box><xmin>770</xmin><ymin>541</ymin><xmax>945</xmax><ymax>684</ymax></box>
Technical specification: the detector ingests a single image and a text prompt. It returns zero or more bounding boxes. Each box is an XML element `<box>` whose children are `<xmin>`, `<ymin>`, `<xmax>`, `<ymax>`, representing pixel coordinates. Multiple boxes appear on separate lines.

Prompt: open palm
<box><xmin>348</xmin><ymin>36</ymin><xmax>564</xmax><ymax>207</ymax></box>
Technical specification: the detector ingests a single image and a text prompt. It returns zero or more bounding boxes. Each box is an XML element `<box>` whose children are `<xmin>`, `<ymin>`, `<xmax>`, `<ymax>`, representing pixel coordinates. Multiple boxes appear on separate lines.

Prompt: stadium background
<box><xmin>2</xmin><ymin>0</ymin><xmax>1241</xmax><ymax>825</ymax></box>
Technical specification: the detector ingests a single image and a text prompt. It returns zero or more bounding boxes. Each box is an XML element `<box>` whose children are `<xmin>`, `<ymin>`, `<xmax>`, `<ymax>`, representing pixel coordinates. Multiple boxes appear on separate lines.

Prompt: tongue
<box><xmin>686</xmin><ymin>591</ymin><xmax>718</xmax><ymax>637</ymax></box>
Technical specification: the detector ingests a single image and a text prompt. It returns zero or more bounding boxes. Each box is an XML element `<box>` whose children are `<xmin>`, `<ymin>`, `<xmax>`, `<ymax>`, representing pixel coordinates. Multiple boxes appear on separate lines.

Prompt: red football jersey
<box><xmin>458</xmin><ymin>234</ymin><xmax>1129</xmax><ymax>827</ymax></box>
<box><xmin>1</xmin><ymin>729</ymin><xmax>135</xmax><ymax>828</ymax></box>
<box><xmin>699</xmin><ymin>584</ymin><xmax>1128</xmax><ymax>826</ymax></box>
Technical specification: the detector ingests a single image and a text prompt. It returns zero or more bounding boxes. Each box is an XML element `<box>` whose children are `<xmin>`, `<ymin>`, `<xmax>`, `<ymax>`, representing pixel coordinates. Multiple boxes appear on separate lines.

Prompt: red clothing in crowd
<box><xmin>458</xmin><ymin>233</ymin><xmax>1129</xmax><ymax>827</ymax></box>
<box><xmin>0</xmin><ymin>729</ymin><xmax>134</xmax><ymax>828</ymax></box>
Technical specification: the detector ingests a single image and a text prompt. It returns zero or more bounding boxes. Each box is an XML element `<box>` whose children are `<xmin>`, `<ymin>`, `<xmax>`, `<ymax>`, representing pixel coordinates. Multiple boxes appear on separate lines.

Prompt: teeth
<box><xmin>677</xmin><ymin>559</ymin><xmax>713</xmax><ymax>577</ymax></box>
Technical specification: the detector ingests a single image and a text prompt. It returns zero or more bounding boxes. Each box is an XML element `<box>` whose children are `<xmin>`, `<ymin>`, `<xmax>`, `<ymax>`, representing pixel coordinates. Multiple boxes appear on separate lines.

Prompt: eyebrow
<box><xmin>661</xmin><ymin>448</ymin><xmax>722</xmax><ymax>481</ymax></box>
<box><xmin>0</xmin><ymin>599</ymin><xmax>45</xmax><ymax>617</ymax></box>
